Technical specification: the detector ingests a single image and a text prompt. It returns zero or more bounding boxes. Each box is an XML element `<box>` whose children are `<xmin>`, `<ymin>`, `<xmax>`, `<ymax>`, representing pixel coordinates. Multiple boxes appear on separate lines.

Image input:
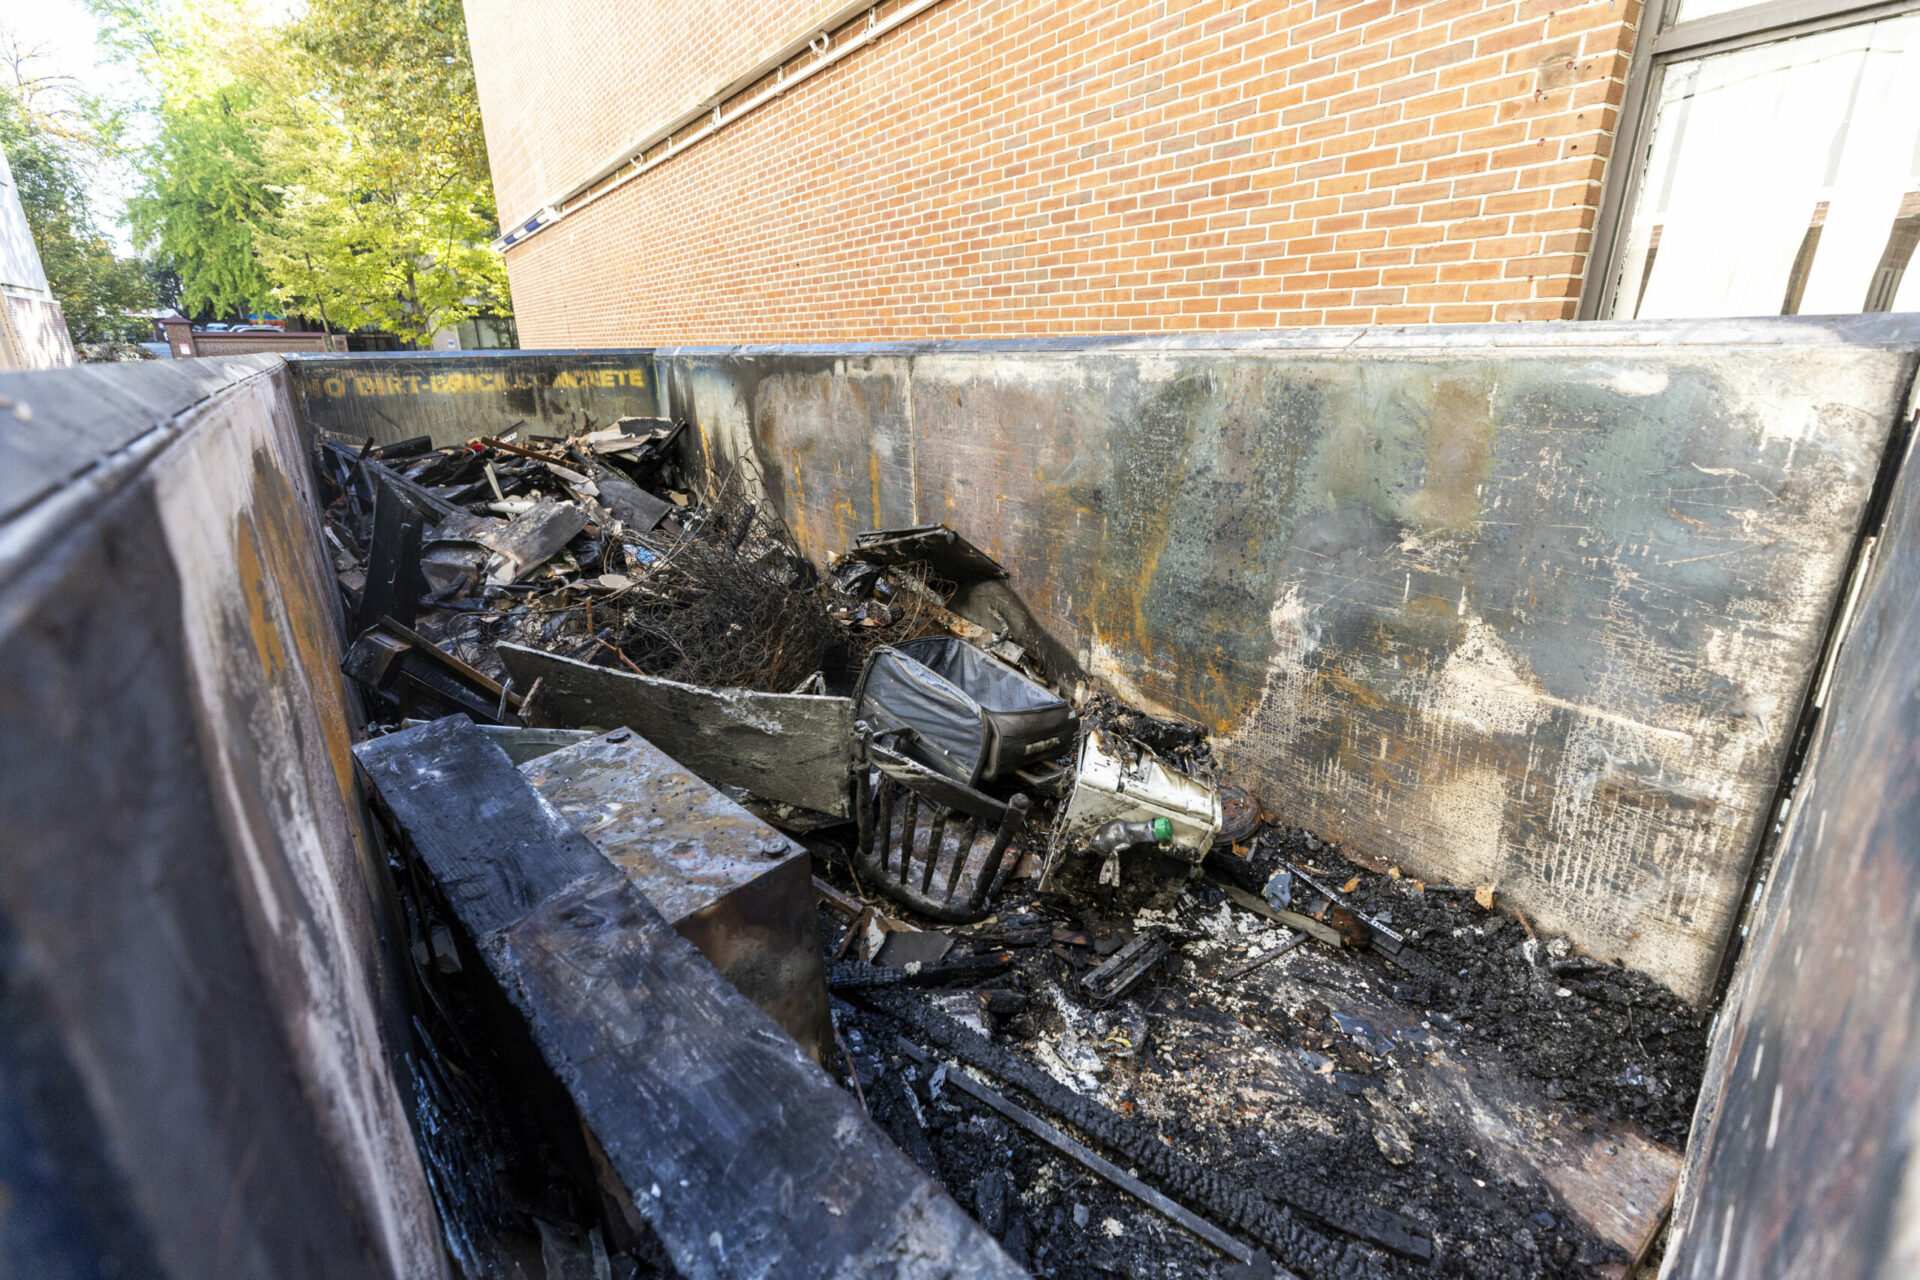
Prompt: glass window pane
<box><xmin>1608</xmin><ymin>14</ymin><xmax>1920</xmax><ymax>319</ymax></box>
<box><xmin>1670</xmin><ymin>0</ymin><xmax>1768</xmax><ymax>24</ymax></box>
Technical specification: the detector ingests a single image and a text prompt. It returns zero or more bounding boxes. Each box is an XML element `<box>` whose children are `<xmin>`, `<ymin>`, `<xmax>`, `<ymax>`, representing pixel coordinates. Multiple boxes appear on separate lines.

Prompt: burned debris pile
<box><xmin>319</xmin><ymin>420</ymin><xmax>839</xmax><ymax>704</ymax></box>
<box><xmin>322</xmin><ymin>431</ymin><xmax>1707</xmax><ymax>1279</ymax></box>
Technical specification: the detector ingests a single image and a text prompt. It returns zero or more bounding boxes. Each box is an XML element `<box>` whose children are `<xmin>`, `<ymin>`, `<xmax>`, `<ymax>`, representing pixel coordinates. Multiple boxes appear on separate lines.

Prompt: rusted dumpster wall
<box><xmin>0</xmin><ymin>357</ymin><xmax>444</xmax><ymax>1277</ymax></box>
<box><xmin>288</xmin><ymin>348</ymin><xmax>659</xmax><ymax>446</ymax></box>
<box><xmin>1663</xmin><ymin>413</ymin><xmax>1920</xmax><ymax>1279</ymax></box>
<box><xmin>661</xmin><ymin>317</ymin><xmax>1920</xmax><ymax>1004</ymax></box>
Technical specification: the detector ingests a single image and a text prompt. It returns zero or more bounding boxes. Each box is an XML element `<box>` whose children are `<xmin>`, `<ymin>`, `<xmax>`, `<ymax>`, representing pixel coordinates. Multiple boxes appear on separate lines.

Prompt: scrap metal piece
<box><xmin>344</xmin><ymin>618</ymin><xmax>524</xmax><ymax>725</ymax></box>
<box><xmin>1056</xmin><ymin>731</ymin><xmax>1222</xmax><ymax>886</ymax></box>
<box><xmin>892</xmin><ymin>1036</ymin><xmax>1269</xmax><ymax>1271</ymax></box>
<box><xmin>589</xmin><ymin>464</ymin><xmax>673</xmax><ymax>532</ymax></box>
<box><xmin>1221</xmin><ymin>931</ymin><xmax>1310</xmax><ymax>981</ymax></box>
<box><xmin>875</xmin><ymin>930</ymin><xmax>956</xmax><ymax>969</ymax></box>
<box><xmin>1283</xmin><ymin>863</ymin><xmax>1407</xmax><ymax>957</ymax></box>
<box><xmin>1215</xmin><ymin>785</ymin><xmax>1262</xmax><ymax>847</ymax></box>
<box><xmin>500</xmin><ymin>643</ymin><xmax>855</xmax><ymax>816</ymax></box>
<box><xmin>520</xmin><ymin>728</ymin><xmax>831</xmax><ymax>1062</ymax></box>
<box><xmin>1080</xmin><ymin>932</ymin><xmax>1171</xmax><ymax>1008</ymax></box>
<box><xmin>353</xmin><ymin>465</ymin><xmax>433</xmax><ymax>632</ymax></box>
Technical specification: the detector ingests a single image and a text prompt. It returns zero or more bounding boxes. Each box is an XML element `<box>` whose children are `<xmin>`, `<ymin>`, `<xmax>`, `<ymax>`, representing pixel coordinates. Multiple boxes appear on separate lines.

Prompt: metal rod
<box><xmin>874</xmin><ymin>780</ymin><xmax>894</xmax><ymax>872</ymax></box>
<box><xmin>852</xmin><ymin>730</ymin><xmax>873</xmax><ymax>854</ymax></box>
<box><xmin>1221</xmin><ymin>931</ymin><xmax>1309</xmax><ymax>981</ymax></box>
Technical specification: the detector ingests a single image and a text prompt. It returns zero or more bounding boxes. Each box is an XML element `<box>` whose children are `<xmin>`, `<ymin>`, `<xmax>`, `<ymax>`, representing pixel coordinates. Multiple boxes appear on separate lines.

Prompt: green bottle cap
<box><xmin>1150</xmin><ymin>817</ymin><xmax>1174</xmax><ymax>842</ymax></box>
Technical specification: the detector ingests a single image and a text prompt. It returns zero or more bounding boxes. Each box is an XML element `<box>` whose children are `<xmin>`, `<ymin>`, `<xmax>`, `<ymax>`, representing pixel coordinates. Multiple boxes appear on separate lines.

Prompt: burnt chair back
<box><xmin>851</xmin><ymin>724</ymin><xmax>1032</xmax><ymax>923</ymax></box>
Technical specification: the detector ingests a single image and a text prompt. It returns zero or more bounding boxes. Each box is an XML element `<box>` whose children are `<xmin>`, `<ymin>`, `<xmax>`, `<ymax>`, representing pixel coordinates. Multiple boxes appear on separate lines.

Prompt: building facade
<box><xmin>0</xmin><ymin>143</ymin><xmax>76</xmax><ymax>370</ymax></box>
<box><xmin>465</xmin><ymin>0</ymin><xmax>1920</xmax><ymax>346</ymax></box>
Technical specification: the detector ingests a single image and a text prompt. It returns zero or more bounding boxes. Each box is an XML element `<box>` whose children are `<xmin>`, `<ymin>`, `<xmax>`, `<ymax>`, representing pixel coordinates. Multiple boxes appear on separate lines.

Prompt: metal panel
<box><xmin>353</xmin><ymin>716</ymin><xmax>1021</xmax><ymax>1280</ymax></box>
<box><xmin>286</xmin><ymin>349</ymin><xmax>660</xmax><ymax>447</ymax></box>
<box><xmin>0</xmin><ymin>359</ymin><xmax>444</xmax><ymax>1278</ymax></box>
<box><xmin>500</xmin><ymin>643</ymin><xmax>856</xmax><ymax>816</ymax></box>
<box><xmin>521</xmin><ymin>729</ymin><xmax>832</xmax><ymax>1060</ymax></box>
<box><xmin>665</xmin><ymin>318</ymin><xmax>1920</xmax><ymax>1002</ymax></box>
<box><xmin>1664</xmin><ymin>405</ymin><xmax>1920</xmax><ymax>1278</ymax></box>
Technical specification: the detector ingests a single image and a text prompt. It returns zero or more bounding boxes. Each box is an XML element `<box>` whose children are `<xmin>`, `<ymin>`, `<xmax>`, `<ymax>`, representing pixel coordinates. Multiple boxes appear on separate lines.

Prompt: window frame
<box><xmin>1578</xmin><ymin>0</ymin><xmax>1920</xmax><ymax>319</ymax></box>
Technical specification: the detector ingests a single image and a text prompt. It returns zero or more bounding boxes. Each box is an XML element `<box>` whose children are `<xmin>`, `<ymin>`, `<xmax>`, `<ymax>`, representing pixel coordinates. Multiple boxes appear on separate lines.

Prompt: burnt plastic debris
<box><xmin>1091</xmin><ymin>817</ymin><xmax>1174</xmax><ymax>853</ymax></box>
<box><xmin>856</xmin><ymin>635</ymin><xmax>1077</xmax><ymax>786</ymax></box>
<box><xmin>319</xmin><ymin>426</ymin><xmax>849</xmax><ymax>697</ymax></box>
<box><xmin>851</xmin><ymin>523</ymin><xmax>1008</xmax><ymax>582</ymax></box>
<box><xmin>344</xmin><ymin>616</ymin><xmax>525</xmax><ymax>726</ymax></box>
<box><xmin>1088</xmin><ymin>817</ymin><xmax>1174</xmax><ymax>887</ymax></box>
<box><xmin>1079</xmin><ymin>931</ymin><xmax>1171</xmax><ymax>1007</ymax></box>
<box><xmin>850</xmin><ymin>730</ymin><xmax>1035</xmax><ymax>922</ymax></box>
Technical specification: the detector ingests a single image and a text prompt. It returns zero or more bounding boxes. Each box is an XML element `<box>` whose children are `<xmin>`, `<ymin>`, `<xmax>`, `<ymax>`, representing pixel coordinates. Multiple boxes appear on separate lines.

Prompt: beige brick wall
<box><xmin>473</xmin><ymin>0</ymin><xmax>1639</xmax><ymax>345</ymax></box>
<box><xmin>465</xmin><ymin>0</ymin><xmax>853</xmax><ymax>228</ymax></box>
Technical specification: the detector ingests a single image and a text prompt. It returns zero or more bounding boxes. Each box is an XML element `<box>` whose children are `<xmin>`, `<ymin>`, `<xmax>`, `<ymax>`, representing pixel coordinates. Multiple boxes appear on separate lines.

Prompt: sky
<box><xmin>3</xmin><ymin>0</ymin><xmax>142</xmax><ymax>249</ymax></box>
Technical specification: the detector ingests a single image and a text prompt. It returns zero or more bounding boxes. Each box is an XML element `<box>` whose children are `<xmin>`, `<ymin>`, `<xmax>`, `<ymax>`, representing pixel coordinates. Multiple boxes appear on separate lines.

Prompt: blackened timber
<box><xmin>354</xmin><ymin>717</ymin><xmax>1019</xmax><ymax>1280</ymax></box>
<box><xmin>827</xmin><ymin>951</ymin><xmax>1014</xmax><ymax>991</ymax></box>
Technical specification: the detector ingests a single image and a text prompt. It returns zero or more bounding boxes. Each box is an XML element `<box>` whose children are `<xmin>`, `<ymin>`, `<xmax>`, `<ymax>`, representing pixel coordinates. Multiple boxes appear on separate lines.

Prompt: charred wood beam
<box><xmin>827</xmin><ymin>951</ymin><xmax>1014</xmax><ymax>992</ymax></box>
<box><xmin>354</xmin><ymin>716</ymin><xmax>1020</xmax><ymax>1280</ymax></box>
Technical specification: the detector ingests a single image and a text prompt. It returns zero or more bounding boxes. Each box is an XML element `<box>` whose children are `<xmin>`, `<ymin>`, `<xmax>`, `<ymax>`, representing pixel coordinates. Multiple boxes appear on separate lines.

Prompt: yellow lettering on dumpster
<box><xmin>309</xmin><ymin>365</ymin><xmax>646</xmax><ymax>396</ymax></box>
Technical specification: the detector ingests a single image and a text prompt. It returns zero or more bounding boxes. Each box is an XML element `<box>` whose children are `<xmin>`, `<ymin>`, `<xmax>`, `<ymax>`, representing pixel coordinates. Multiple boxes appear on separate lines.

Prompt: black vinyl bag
<box><xmin>856</xmin><ymin>636</ymin><xmax>1076</xmax><ymax>785</ymax></box>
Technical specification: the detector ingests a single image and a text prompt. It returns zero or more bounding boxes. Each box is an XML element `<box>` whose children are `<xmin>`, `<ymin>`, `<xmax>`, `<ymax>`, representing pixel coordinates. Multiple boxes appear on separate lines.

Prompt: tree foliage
<box><xmin>129</xmin><ymin>84</ymin><xmax>276</xmax><ymax>317</ymax></box>
<box><xmin>107</xmin><ymin>0</ymin><xmax>508</xmax><ymax>346</ymax></box>
<box><xmin>0</xmin><ymin>42</ymin><xmax>154</xmax><ymax>343</ymax></box>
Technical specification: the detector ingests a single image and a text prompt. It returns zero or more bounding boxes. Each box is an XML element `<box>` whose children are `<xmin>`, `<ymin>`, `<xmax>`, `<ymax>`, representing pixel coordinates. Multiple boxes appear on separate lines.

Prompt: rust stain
<box><xmin>234</xmin><ymin>529</ymin><xmax>290</xmax><ymax>681</ymax></box>
<box><xmin>1325</xmin><ymin>666</ymin><xmax>1388</xmax><ymax>711</ymax></box>
<box><xmin>830</xmin><ymin>492</ymin><xmax>857</xmax><ymax>549</ymax></box>
<box><xmin>242</xmin><ymin>451</ymin><xmax>359</xmax><ymax>808</ymax></box>
<box><xmin>1409</xmin><ymin>377</ymin><xmax>1495</xmax><ymax>532</ymax></box>
<box><xmin>783</xmin><ymin>446</ymin><xmax>811</xmax><ymax>551</ymax></box>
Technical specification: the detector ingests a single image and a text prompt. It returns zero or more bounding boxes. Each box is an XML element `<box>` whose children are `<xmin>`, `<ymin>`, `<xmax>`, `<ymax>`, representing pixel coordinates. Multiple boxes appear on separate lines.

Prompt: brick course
<box><xmin>468</xmin><ymin>0</ymin><xmax>1639</xmax><ymax>345</ymax></box>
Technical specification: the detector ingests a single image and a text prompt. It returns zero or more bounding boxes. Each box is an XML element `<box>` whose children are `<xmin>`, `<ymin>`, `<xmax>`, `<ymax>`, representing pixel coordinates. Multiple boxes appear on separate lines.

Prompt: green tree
<box><xmin>105</xmin><ymin>0</ymin><xmax>508</xmax><ymax>346</ymax></box>
<box><xmin>129</xmin><ymin>84</ymin><xmax>277</xmax><ymax>317</ymax></box>
<box><xmin>264</xmin><ymin>0</ymin><xmax>507</xmax><ymax>345</ymax></box>
<box><xmin>0</xmin><ymin>64</ymin><xmax>153</xmax><ymax>343</ymax></box>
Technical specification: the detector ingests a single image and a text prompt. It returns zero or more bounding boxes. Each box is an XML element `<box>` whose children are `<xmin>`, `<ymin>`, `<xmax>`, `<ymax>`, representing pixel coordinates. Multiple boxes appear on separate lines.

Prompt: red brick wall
<box><xmin>472</xmin><ymin>0</ymin><xmax>1640</xmax><ymax>345</ymax></box>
